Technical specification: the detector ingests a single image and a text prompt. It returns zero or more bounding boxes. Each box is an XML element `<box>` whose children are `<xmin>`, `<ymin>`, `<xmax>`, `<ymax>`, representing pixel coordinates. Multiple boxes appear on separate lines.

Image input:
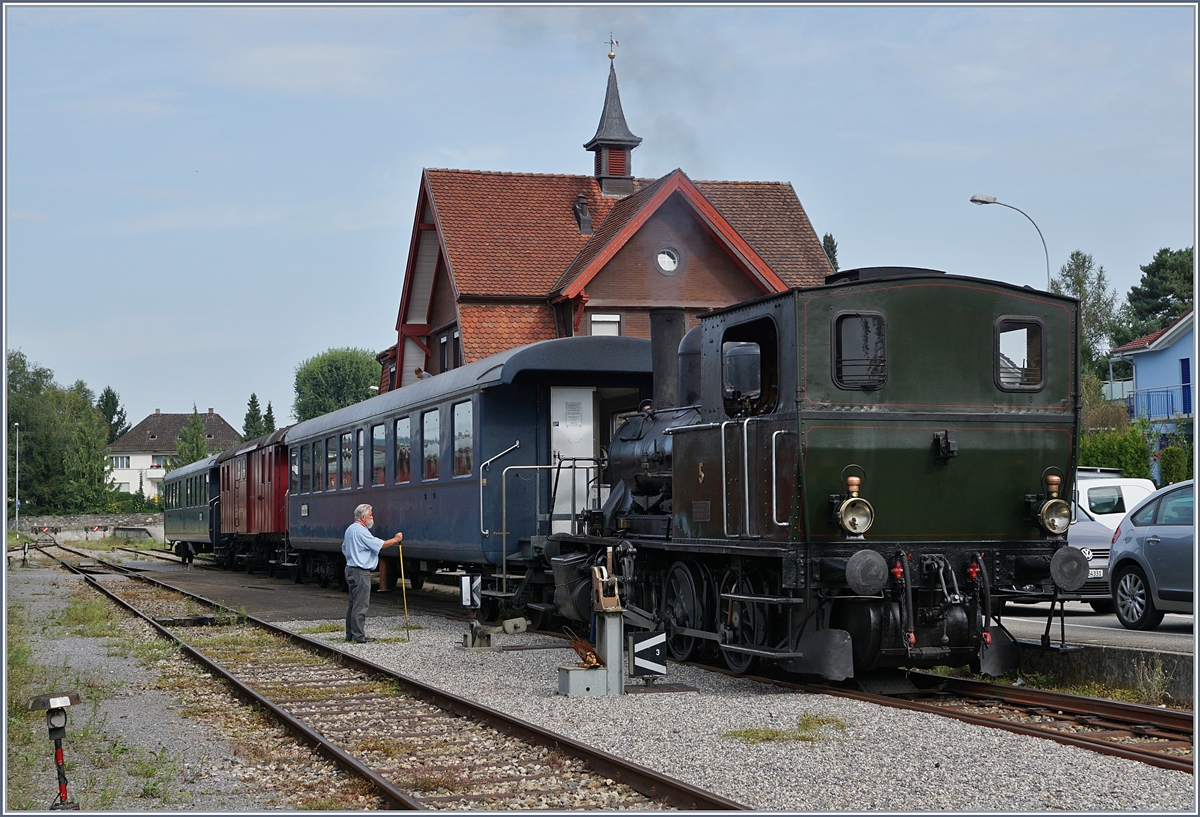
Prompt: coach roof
<box><xmin>285</xmin><ymin>335</ymin><xmax>651</xmax><ymax>443</ymax></box>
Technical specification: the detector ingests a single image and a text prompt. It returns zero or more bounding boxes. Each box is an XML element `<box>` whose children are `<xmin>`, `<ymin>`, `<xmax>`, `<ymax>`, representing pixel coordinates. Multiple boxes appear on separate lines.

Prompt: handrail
<box><xmin>499</xmin><ymin>461</ymin><xmax>600</xmax><ymax>593</ymax></box>
<box><xmin>479</xmin><ymin>440</ymin><xmax>520</xmax><ymax>537</ymax></box>
<box><xmin>720</xmin><ymin>421</ymin><xmax>735</xmax><ymax>538</ymax></box>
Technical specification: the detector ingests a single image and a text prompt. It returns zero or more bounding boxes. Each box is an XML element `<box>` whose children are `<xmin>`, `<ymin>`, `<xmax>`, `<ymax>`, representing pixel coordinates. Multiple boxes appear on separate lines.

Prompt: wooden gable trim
<box><xmin>560</xmin><ymin>170</ymin><xmax>787</xmax><ymax>299</ymax></box>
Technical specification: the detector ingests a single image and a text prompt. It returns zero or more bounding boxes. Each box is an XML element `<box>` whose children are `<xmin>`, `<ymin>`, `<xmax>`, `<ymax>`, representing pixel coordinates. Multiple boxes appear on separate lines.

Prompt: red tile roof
<box><xmin>1111</xmin><ymin>308</ymin><xmax>1194</xmax><ymax>354</ymax></box>
<box><xmin>424</xmin><ymin>168</ymin><xmax>832</xmax><ymax>300</ymax></box>
<box><xmin>458</xmin><ymin>303</ymin><xmax>558</xmax><ymax>363</ymax></box>
<box><xmin>425</xmin><ymin>170</ymin><xmax>619</xmax><ymax>298</ymax></box>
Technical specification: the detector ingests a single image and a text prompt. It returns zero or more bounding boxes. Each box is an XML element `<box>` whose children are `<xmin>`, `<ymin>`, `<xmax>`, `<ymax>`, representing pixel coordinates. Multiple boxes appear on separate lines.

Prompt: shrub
<box><xmin>1158</xmin><ymin>444</ymin><xmax>1193</xmax><ymax>485</ymax></box>
<box><xmin>1079</xmin><ymin>423</ymin><xmax>1152</xmax><ymax>479</ymax></box>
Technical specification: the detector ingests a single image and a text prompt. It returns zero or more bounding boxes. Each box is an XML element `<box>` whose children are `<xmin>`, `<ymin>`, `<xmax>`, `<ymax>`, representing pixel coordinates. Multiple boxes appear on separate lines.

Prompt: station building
<box><xmin>376</xmin><ymin>56</ymin><xmax>833</xmax><ymax>393</ymax></box>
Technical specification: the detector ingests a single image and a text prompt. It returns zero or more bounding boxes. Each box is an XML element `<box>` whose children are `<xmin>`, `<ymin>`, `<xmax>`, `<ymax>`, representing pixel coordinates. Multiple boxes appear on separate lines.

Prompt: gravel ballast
<box><xmin>7</xmin><ymin>558</ymin><xmax>1195</xmax><ymax>811</ymax></box>
<box><xmin>280</xmin><ymin>610</ymin><xmax>1195</xmax><ymax>812</ymax></box>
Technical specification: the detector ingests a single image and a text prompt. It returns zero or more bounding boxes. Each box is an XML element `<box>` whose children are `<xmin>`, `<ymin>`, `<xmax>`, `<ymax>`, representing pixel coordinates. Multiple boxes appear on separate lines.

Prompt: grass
<box><xmin>57</xmin><ymin>592</ymin><xmax>124</xmax><ymax>638</ymax></box>
<box><xmin>723</xmin><ymin>712</ymin><xmax>848</xmax><ymax>744</ymax></box>
<box><xmin>6</xmin><ymin>602</ymin><xmax>184</xmax><ymax>810</ymax></box>
<box><xmin>930</xmin><ymin>665</ymin><xmax>1190</xmax><ymax>710</ymax></box>
<box><xmin>296</xmin><ymin>622</ymin><xmax>343</xmax><ymax>635</ymax></box>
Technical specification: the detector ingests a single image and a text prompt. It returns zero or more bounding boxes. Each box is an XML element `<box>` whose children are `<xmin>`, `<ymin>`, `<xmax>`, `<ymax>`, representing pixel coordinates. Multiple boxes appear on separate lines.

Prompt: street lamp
<box><xmin>970</xmin><ymin>194</ymin><xmax>1051</xmax><ymax>290</ymax></box>
<box><xmin>13</xmin><ymin>422</ymin><xmax>18</xmax><ymax>535</ymax></box>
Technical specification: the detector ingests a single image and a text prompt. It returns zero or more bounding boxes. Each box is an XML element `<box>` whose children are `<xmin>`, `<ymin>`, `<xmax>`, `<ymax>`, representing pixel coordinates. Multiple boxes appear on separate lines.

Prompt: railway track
<box><xmin>36</xmin><ymin>544</ymin><xmax>743</xmax><ymax>810</ymax></box>
<box><xmin>695</xmin><ymin>666</ymin><xmax>1193</xmax><ymax>775</ymax></box>
<box><xmin>66</xmin><ymin>543</ymin><xmax>1194</xmax><ymax>776</ymax></box>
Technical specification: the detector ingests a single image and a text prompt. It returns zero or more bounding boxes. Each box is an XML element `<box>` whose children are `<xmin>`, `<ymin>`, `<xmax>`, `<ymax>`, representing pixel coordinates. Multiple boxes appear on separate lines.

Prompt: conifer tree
<box><xmin>96</xmin><ymin>386</ymin><xmax>131</xmax><ymax>444</ymax></box>
<box><xmin>264</xmin><ymin>401</ymin><xmax>276</xmax><ymax>433</ymax></box>
<box><xmin>822</xmin><ymin>233</ymin><xmax>839</xmax><ymax>272</ymax></box>
<box><xmin>242</xmin><ymin>393</ymin><xmax>266</xmax><ymax>441</ymax></box>
<box><xmin>171</xmin><ymin>405</ymin><xmax>210</xmax><ymax>470</ymax></box>
<box><xmin>63</xmin><ymin>410</ymin><xmax>116</xmax><ymax>512</ymax></box>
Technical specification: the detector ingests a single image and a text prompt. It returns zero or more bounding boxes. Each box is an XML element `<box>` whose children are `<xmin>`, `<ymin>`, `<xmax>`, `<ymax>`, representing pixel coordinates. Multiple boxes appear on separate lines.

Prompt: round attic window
<box><xmin>655</xmin><ymin>247</ymin><xmax>681</xmax><ymax>276</ymax></box>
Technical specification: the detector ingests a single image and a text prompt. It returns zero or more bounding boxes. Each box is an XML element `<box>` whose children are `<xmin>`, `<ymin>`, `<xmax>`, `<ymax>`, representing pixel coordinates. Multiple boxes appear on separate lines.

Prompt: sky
<box><xmin>3</xmin><ymin>3</ymin><xmax>1196</xmax><ymax>432</ymax></box>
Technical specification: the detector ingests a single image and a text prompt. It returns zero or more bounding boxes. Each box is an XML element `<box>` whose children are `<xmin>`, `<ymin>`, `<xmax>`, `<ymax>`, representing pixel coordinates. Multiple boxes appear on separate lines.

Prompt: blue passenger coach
<box><xmin>162</xmin><ymin>454</ymin><xmax>220</xmax><ymax>562</ymax></box>
<box><xmin>281</xmin><ymin>336</ymin><xmax>652</xmax><ymax>599</ymax></box>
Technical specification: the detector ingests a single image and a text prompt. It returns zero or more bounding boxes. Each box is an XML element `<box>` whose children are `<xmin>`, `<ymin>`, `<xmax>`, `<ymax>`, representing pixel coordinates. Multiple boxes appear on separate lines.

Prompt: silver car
<box><xmin>1069</xmin><ymin>503</ymin><xmax>1116</xmax><ymax>614</ymax></box>
<box><xmin>1109</xmin><ymin>480</ymin><xmax>1195</xmax><ymax>631</ymax></box>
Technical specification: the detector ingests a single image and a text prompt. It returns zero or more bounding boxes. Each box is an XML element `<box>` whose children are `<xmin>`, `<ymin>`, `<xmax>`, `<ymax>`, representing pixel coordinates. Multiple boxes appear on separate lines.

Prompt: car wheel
<box><xmin>1114</xmin><ymin>566</ymin><xmax>1165</xmax><ymax>630</ymax></box>
<box><xmin>1088</xmin><ymin>599</ymin><xmax>1116</xmax><ymax>615</ymax></box>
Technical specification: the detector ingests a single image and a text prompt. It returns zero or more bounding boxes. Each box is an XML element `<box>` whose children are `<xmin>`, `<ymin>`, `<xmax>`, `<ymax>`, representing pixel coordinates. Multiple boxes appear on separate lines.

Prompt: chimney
<box><xmin>155</xmin><ymin>409</ymin><xmax>160</xmax><ymax>415</ymax></box>
<box><xmin>573</xmin><ymin>193</ymin><xmax>593</xmax><ymax>235</ymax></box>
<box><xmin>650</xmin><ymin>308</ymin><xmax>686</xmax><ymax>409</ymax></box>
<box><xmin>207</xmin><ymin>408</ymin><xmax>213</xmax><ymax>415</ymax></box>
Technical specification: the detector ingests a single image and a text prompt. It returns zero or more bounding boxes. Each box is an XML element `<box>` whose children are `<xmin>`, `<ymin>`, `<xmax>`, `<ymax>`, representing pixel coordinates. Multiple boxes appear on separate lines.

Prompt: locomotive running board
<box><xmin>776</xmin><ymin>629</ymin><xmax>855</xmax><ymax>681</ymax></box>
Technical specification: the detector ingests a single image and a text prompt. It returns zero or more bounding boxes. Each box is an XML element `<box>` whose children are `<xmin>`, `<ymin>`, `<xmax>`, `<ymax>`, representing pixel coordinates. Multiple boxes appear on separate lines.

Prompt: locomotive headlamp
<box><xmin>837</xmin><ymin>475</ymin><xmax>874</xmax><ymax>535</ymax></box>
<box><xmin>1038</xmin><ymin>499</ymin><xmax>1071</xmax><ymax>535</ymax></box>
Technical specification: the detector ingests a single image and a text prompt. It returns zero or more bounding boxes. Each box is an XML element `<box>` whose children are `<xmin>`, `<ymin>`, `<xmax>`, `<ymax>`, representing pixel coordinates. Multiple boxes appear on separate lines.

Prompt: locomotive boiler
<box><xmin>549</xmin><ymin>267</ymin><xmax>1088</xmax><ymax>680</ymax></box>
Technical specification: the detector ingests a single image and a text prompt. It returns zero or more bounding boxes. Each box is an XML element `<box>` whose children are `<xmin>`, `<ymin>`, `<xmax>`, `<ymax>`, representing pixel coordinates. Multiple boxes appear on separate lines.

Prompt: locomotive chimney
<box><xmin>649</xmin><ymin>307</ymin><xmax>685</xmax><ymax>409</ymax></box>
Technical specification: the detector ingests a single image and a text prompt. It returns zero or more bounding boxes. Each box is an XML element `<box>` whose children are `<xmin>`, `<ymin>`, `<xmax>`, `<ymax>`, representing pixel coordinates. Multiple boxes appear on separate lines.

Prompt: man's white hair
<box><xmin>354</xmin><ymin>504</ymin><xmax>373</xmax><ymax>521</ymax></box>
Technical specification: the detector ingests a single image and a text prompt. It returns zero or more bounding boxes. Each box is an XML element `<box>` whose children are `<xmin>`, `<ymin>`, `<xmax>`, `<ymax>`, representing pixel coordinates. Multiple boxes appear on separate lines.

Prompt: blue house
<box><xmin>1109</xmin><ymin>307</ymin><xmax>1194</xmax><ymax>439</ymax></box>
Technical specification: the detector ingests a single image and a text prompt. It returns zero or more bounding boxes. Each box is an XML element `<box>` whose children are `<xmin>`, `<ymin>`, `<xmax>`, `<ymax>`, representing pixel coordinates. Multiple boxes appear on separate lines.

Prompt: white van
<box><xmin>1075</xmin><ymin>475</ymin><xmax>1157</xmax><ymax>530</ymax></box>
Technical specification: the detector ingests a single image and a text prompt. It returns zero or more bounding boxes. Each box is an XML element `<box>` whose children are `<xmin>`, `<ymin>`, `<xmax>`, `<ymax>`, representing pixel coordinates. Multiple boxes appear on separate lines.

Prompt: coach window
<box><xmin>833</xmin><ymin>312</ymin><xmax>887</xmax><ymax>390</ymax></box>
<box><xmin>453</xmin><ymin>401</ymin><xmax>473</xmax><ymax>476</ymax></box>
<box><xmin>340</xmin><ymin>433</ymin><xmax>353</xmax><ymax>489</ymax></box>
<box><xmin>300</xmin><ymin>446</ymin><xmax>311</xmax><ymax>494</ymax></box>
<box><xmin>312</xmin><ymin>439</ymin><xmax>323</xmax><ymax>493</ymax></box>
<box><xmin>395</xmin><ymin>418</ymin><xmax>411</xmax><ymax>483</ymax></box>
<box><xmin>721</xmin><ymin>317</ymin><xmax>779</xmax><ymax>417</ymax></box>
<box><xmin>423</xmin><ymin>409</ymin><xmax>440</xmax><ymax>481</ymax></box>
<box><xmin>995</xmin><ymin>318</ymin><xmax>1044</xmax><ymax>391</ymax></box>
<box><xmin>371</xmin><ymin>424</ymin><xmax>386</xmax><ymax>485</ymax></box>
<box><xmin>325</xmin><ymin>436</ymin><xmax>338</xmax><ymax>491</ymax></box>
<box><xmin>357</xmin><ymin>429</ymin><xmax>366</xmax><ymax>487</ymax></box>
<box><xmin>289</xmin><ymin>448</ymin><xmax>299</xmax><ymax>495</ymax></box>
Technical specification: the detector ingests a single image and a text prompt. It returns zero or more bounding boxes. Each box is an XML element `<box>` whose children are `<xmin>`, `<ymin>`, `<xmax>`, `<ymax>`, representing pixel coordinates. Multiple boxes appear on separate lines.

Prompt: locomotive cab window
<box><xmin>721</xmin><ymin>317</ymin><xmax>779</xmax><ymax>417</ymax></box>
<box><xmin>833</xmin><ymin>312</ymin><xmax>887</xmax><ymax>390</ymax></box>
<box><xmin>995</xmin><ymin>318</ymin><xmax>1044</xmax><ymax>391</ymax></box>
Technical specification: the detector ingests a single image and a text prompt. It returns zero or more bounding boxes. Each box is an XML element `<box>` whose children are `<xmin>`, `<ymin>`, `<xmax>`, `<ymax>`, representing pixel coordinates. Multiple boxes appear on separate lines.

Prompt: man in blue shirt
<box><xmin>342</xmin><ymin>503</ymin><xmax>403</xmax><ymax>643</ymax></box>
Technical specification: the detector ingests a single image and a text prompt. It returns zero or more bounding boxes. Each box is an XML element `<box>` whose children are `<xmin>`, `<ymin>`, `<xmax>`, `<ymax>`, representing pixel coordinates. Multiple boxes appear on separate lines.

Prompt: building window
<box><xmin>655</xmin><ymin>247</ymin><xmax>681</xmax><ymax>276</ymax></box>
<box><xmin>151</xmin><ymin>455</ymin><xmax>168</xmax><ymax>468</ymax></box>
<box><xmin>453</xmin><ymin>401</ymin><xmax>473</xmax><ymax>477</ymax></box>
<box><xmin>453</xmin><ymin>331</ymin><xmax>461</xmax><ymax>367</ymax></box>
<box><xmin>395</xmin><ymin>418</ymin><xmax>411</xmax><ymax>483</ymax></box>
<box><xmin>110</xmin><ymin>455</ymin><xmax>130</xmax><ymax>469</ymax></box>
<box><xmin>423</xmin><ymin>409</ymin><xmax>440</xmax><ymax>481</ymax></box>
<box><xmin>995</xmin><ymin>318</ymin><xmax>1044</xmax><ymax>391</ymax></box>
<box><xmin>591</xmin><ymin>314</ymin><xmax>621</xmax><ymax>337</ymax></box>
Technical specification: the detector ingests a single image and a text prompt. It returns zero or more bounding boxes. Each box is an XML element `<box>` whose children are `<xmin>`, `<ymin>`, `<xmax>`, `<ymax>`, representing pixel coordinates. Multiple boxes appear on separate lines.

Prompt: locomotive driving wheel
<box><xmin>664</xmin><ymin>562</ymin><xmax>703</xmax><ymax>661</ymax></box>
<box><xmin>718</xmin><ymin>570</ymin><xmax>766</xmax><ymax>674</ymax></box>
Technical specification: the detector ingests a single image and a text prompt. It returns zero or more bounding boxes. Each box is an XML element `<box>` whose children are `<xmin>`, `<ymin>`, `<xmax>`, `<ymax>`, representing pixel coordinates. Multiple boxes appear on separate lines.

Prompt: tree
<box><xmin>264</xmin><ymin>401</ymin><xmax>276</xmax><ymax>433</ymax></box>
<box><xmin>242</xmin><ymin>393</ymin><xmax>266</xmax><ymax>441</ymax></box>
<box><xmin>62</xmin><ymin>409</ymin><xmax>115</xmax><ymax>512</ymax></box>
<box><xmin>1050</xmin><ymin>251</ymin><xmax>1118</xmax><ymax>378</ymax></box>
<box><xmin>822</xmin><ymin>233</ymin><xmax>839</xmax><ymax>273</ymax></box>
<box><xmin>171</xmin><ymin>405</ymin><xmax>210</xmax><ymax>470</ymax></box>
<box><xmin>1111</xmin><ymin>247</ymin><xmax>1194</xmax><ymax>349</ymax></box>
<box><xmin>293</xmin><ymin>348</ymin><xmax>381</xmax><ymax>422</ymax></box>
<box><xmin>96</xmin><ymin>386</ymin><xmax>131</xmax><ymax>444</ymax></box>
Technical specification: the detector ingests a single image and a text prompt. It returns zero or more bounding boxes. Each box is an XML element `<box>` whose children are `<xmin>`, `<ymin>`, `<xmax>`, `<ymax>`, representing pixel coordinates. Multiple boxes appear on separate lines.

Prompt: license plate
<box><xmin>1088</xmin><ymin>568</ymin><xmax>1103</xmax><ymax>579</ymax></box>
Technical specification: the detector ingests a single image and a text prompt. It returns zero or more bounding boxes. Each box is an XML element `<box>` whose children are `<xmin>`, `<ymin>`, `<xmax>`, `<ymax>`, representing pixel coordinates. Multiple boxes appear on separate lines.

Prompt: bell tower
<box><xmin>584</xmin><ymin>41</ymin><xmax>641</xmax><ymax>197</ymax></box>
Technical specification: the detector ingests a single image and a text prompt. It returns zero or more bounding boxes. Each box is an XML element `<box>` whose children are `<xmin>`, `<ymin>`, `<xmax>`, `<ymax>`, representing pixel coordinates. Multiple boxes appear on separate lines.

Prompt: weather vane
<box><xmin>606</xmin><ymin>33</ymin><xmax>618</xmax><ymax>61</ymax></box>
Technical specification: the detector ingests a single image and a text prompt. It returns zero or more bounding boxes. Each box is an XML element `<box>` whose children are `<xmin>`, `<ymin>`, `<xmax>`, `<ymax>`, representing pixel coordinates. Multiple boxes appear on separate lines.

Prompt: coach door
<box><xmin>550</xmin><ymin>387</ymin><xmax>596</xmax><ymax>534</ymax></box>
<box><xmin>233</xmin><ymin>454</ymin><xmax>248</xmax><ymax>534</ymax></box>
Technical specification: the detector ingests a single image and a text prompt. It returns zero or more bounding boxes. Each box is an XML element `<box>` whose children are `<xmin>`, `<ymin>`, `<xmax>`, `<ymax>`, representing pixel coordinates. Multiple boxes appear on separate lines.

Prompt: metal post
<box><xmin>14</xmin><ymin>422</ymin><xmax>19</xmax><ymax>534</ymax></box>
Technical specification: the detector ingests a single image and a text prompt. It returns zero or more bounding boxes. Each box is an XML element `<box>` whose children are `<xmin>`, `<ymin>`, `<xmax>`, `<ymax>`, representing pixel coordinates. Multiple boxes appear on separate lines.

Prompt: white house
<box><xmin>106</xmin><ymin>408</ymin><xmax>241</xmax><ymax>498</ymax></box>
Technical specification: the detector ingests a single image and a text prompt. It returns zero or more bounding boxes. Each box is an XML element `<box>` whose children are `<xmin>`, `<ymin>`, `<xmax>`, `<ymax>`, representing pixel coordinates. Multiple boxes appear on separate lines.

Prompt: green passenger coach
<box><xmin>551</xmin><ymin>267</ymin><xmax>1085</xmax><ymax>680</ymax></box>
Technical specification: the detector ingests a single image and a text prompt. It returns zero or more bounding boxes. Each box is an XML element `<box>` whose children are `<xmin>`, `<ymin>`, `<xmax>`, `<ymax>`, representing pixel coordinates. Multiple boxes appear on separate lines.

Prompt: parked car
<box><xmin>1109</xmin><ymin>479</ymin><xmax>1195</xmax><ymax>631</ymax></box>
<box><xmin>1069</xmin><ymin>502</ymin><xmax>1116</xmax><ymax>614</ymax></box>
<box><xmin>1075</xmin><ymin>476</ymin><xmax>1157</xmax><ymax>530</ymax></box>
<box><xmin>1004</xmin><ymin>502</ymin><xmax>1114</xmax><ymax>614</ymax></box>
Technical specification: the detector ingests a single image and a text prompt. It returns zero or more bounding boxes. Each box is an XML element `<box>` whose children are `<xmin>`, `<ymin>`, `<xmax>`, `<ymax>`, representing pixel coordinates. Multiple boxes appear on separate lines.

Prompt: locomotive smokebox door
<box><xmin>628</xmin><ymin>631</ymin><xmax>667</xmax><ymax>677</ymax></box>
